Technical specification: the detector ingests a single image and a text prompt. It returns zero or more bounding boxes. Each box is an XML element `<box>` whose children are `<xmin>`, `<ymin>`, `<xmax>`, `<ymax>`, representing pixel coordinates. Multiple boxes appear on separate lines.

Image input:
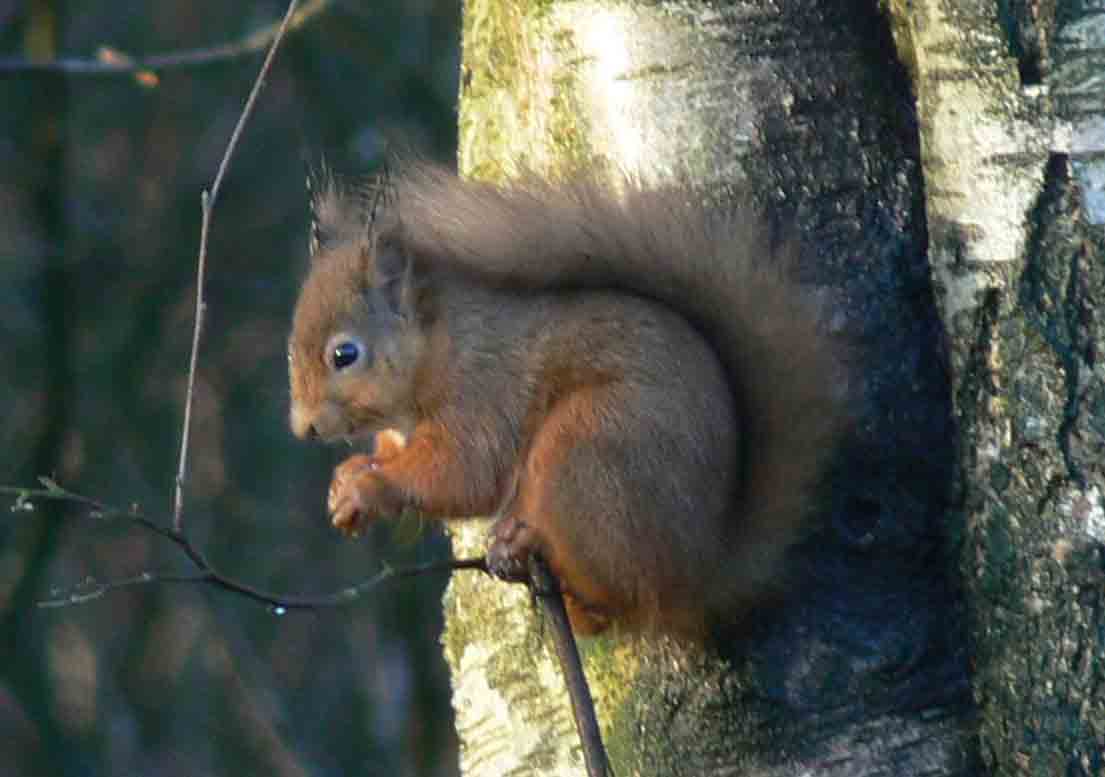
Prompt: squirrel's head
<box><xmin>288</xmin><ymin>179</ymin><xmax>428</xmax><ymax>443</ymax></box>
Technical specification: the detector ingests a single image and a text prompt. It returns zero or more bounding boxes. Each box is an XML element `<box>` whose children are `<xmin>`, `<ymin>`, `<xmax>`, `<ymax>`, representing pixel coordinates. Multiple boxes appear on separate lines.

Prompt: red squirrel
<box><xmin>287</xmin><ymin>164</ymin><xmax>847</xmax><ymax>637</ymax></box>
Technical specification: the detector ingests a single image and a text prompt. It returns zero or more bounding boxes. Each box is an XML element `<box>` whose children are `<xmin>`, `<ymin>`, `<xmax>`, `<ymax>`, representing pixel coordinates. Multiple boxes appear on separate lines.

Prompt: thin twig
<box><xmin>3</xmin><ymin>483</ymin><xmax>488</xmax><ymax>610</ymax></box>
<box><xmin>0</xmin><ymin>0</ymin><xmax>330</xmax><ymax>77</ymax></box>
<box><xmin>173</xmin><ymin>0</ymin><xmax>302</xmax><ymax>534</ymax></box>
<box><xmin>529</xmin><ymin>555</ymin><xmax>611</xmax><ymax>777</ymax></box>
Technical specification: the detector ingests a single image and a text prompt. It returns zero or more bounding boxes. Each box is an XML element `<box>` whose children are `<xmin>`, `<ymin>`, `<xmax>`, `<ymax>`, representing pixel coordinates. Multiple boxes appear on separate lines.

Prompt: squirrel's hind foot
<box><xmin>486</xmin><ymin>515</ymin><xmax>538</xmax><ymax>582</ymax></box>
<box><xmin>486</xmin><ymin>516</ymin><xmax>614</xmax><ymax>635</ymax></box>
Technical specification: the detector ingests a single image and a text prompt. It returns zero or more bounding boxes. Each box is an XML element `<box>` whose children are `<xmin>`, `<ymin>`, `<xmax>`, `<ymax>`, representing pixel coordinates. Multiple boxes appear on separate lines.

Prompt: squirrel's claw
<box><xmin>486</xmin><ymin>515</ymin><xmax>538</xmax><ymax>583</ymax></box>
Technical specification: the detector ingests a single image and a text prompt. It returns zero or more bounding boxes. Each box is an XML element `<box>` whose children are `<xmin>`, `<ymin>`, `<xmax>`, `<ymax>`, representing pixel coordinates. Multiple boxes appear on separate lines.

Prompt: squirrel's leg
<box><xmin>489</xmin><ymin>370</ymin><xmax>731</xmax><ymax>637</ymax></box>
<box><xmin>487</xmin><ymin>385</ymin><xmax>657</xmax><ymax>634</ymax></box>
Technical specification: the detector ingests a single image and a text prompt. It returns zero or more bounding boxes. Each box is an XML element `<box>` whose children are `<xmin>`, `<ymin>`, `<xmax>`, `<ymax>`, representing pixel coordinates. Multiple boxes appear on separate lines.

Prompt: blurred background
<box><xmin>0</xmin><ymin>1</ymin><xmax>462</xmax><ymax>774</ymax></box>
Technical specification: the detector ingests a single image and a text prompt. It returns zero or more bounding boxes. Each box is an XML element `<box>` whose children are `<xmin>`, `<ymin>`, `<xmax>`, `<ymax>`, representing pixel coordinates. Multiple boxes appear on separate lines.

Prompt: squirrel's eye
<box><xmin>331</xmin><ymin>341</ymin><xmax>361</xmax><ymax>370</ymax></box>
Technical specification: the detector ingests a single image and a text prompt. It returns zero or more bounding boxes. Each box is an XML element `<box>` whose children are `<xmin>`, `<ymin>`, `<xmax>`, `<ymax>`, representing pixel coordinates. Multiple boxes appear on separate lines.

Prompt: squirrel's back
<box><xmin>389</xmin><ymin>166</ymin><xmax>846</xmax><ymax>623</ymax></box>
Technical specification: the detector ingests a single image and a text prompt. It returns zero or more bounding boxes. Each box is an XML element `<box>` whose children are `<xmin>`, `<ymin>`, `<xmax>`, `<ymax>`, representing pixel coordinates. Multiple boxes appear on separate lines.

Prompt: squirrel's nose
<box><xmin>289</xmin><ymin>404</ymin><xmax>316</xmax><ymax>440</ymax></box>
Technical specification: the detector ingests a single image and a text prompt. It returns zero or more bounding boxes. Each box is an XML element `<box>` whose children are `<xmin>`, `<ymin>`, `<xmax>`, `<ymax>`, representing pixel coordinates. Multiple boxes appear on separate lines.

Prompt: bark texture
<box><xmin>443</xmin><ymin>1</ymin><xmax>976</xmax><ymax>775</ymax></box>
<box><xmin>890</xmin><ymin>1</ymin><xmax>1105</xmax><ymax>773</ymax></box>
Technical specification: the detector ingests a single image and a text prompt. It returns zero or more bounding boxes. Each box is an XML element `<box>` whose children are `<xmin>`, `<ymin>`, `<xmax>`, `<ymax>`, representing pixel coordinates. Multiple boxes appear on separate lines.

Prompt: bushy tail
<box><xmin>390</xmin><ymin>165</ymin><xmax>848</xmax><ymax>613</ymax></box>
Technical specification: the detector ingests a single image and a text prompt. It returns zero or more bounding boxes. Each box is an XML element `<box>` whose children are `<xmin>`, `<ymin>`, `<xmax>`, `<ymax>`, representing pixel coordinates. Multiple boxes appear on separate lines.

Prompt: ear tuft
<box><xmin>307</xmin><ymin>165</ymin><xmax>366</xmax><ymax>258</ymax></box>
<box><xmin>308</xmin><ymin>163</ymin><xmax>398</xmax><ymax>260</ymax></box>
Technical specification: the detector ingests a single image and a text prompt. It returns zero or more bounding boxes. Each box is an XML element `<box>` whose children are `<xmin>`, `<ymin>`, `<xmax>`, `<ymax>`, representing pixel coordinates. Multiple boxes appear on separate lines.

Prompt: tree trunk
<box><xmin>440</xmin><ymin>1</ymin><xmax>989</xmax><ymax>775</ymax></box>
<box><xmin>889</xmin><ymin>1</ymin><xmax>1105</xmax><ymax>774</ymax></box>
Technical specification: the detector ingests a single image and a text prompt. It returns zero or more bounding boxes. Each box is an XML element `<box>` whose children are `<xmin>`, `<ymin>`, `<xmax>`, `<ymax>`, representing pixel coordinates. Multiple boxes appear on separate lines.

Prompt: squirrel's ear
<box><xmin>307</xmin><ymin>166</ymin><xmax>362</xmax><ymax>259</ymax></box>
<box><xmin>368</xmin><ymin>237</ymin><xmax>418</xmax><ymax>319</ymax></box>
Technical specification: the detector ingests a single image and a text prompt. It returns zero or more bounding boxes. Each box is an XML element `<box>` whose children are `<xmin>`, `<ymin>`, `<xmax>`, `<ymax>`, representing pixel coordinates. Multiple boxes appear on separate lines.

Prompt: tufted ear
<box><xmin>306</xmin><ymin>165</ymin><xmax>365</xmax><ymax>259</ymax></box>
<box><xmin>308</xmin><ymin>162</ymin><xmax>397</xmax><ymax>258</ymax></box>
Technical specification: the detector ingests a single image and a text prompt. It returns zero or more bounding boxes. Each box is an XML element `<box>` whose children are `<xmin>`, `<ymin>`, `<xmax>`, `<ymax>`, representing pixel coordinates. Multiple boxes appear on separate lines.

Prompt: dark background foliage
<box><xmin>0</xmin><ymin>1</ymin><xmax>462</xmax><ymax>774</ymax></box>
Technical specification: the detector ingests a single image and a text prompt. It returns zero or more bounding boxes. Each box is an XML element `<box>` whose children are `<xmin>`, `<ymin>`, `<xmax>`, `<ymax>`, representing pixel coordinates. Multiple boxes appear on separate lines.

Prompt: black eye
<box><xmin>332</xmin><ymin>341</ymin><xmax>360</xmax><ymax>370</ymax></box>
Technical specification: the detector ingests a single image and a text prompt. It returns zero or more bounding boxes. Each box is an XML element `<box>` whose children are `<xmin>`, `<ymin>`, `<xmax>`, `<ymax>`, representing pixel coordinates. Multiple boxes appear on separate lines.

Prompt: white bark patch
<box><xmin>564</xmin><ymin>7</ymin><xmax>648</xmax><ymax>178</ymax></box>
<box><xmin>453</xmin><ymin>644</ymin><xmax>570</xmax><ymax>776</ymax></box>
<box><xmin>446</xmin><ymin>522</ymin><xmax>585</xmax><ymax>777</ymax></box>
<box><xmin>1058</xmin><ymin>485</ymin><xmax>1105</xmax><ymax>543</ymax></box>
<box><xmin>890</xmin><ymin>2</ymin><xmax>1052</xmax><ymax>324</ymax></box>
<box><xmin>1053</xmin><ymin>8</ymin><xmax>1105</xmax><ymax>224</ymax></box>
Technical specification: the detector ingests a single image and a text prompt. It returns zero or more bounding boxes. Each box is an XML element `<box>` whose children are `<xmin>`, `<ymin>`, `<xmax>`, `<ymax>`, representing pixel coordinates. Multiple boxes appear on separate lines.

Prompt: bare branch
<box><xmin>528</xmin><ymin>556</ymin><xmax>611</xmax><ymax>777</ymax></box>
<box><xmin>36</xmin><ymin>572</ymin><xmax>208</xmax><ymax>608</ymax></box>
<box><xmin>3</xmin><ymin>484</ymin><xmax>488</xmax><ymax>611</ymax></box>
<box><xmin>174</xmin><ymin>0</ymin><xmax>302</xmax><ymax>534</ymax></box>
<box><xmin>0</xmin><ymin>0</ymin><xmax>491</xmax><ymax>617</ymax></box>
<box><xmin>0</xmin><ymin>0</ymin><xmax>330</xmax><ymax>79</ymax></box>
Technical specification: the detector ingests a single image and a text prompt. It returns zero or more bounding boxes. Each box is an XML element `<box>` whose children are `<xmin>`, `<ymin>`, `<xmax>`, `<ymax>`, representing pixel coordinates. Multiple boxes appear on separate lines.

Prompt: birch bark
<box><xmin>442</xmin><ymin>1</ymin><xmax>995</xmax><ymax>774</ymax></box>
<box><xmin>890</xmin><ymin>1</ymin><xmax>1105</xmax><ymax>773</ymax></box>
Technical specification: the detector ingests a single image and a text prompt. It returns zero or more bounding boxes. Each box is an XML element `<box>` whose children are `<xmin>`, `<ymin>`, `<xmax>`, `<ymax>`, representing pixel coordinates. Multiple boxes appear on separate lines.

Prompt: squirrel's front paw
<box><xmin>327</xmin><ymin>455</ymin><xmax>399</xmax><ymax>538</ymax></box>
<box><xmin>486</xmin><ymin>515</ymin><xmax>541</xmax><ymax>582</ymax></box>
